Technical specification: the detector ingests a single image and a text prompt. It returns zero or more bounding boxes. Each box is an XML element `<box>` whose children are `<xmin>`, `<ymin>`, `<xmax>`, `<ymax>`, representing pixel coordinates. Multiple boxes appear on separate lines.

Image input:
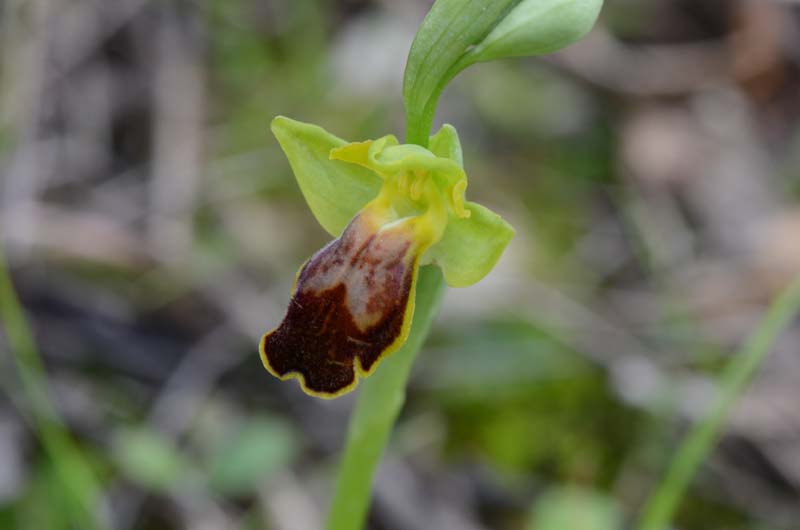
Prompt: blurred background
<box><xmin>1</xmin><ymin>0</ymin><xmax>800</xmax><ymax>529</ymax></box>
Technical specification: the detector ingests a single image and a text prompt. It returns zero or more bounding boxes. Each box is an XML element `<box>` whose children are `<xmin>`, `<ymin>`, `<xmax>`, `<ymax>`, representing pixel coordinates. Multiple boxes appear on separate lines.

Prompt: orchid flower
<box><xmin>260</xmin><ymin>117</ymin><xmax>514</xmax><ymax>397</ymax></box>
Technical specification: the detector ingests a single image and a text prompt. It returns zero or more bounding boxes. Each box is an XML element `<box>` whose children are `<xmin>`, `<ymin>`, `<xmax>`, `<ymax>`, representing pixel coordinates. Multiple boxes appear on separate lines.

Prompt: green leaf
<box><xmin>271</xmin><ymin>116</ymin><xmax>381</xmax><ymax>236</ymax></box>
<box><xmin>114</xmin><ymin>428</ymin><xmax>188</xmax><ymax>493</ymax></box>
<box><xmin>426</xmin><ymin>201</ymin><xmax>514</xmax><ymax>288</ymax></box>
<box><xmin>0</xmin><ymin>240</ymin><xmax>107</xmax><ymax>530</ymax></box>
<box><xmin>466</xmin><ymin>0</ymin><xmax>604</xmax><ymax>63</ymax></box>
<box><xmin>18</xmin><ymin>462</ymin><xmax>75</xmax><ymax>530</ymax></box>
<box><xmin>637</xmin><ymin>274</ymin><xmax>800</xmax><ymax>530</ymax></box>
<box><xmin>529</xmin><ymin>487</ymin><xmax>622</xmax><ymax>530</ymax></box>
<box><xmin>207</xmin><ymin>417</ymin><xmax>296</xmax><ymax>496</ymax></box>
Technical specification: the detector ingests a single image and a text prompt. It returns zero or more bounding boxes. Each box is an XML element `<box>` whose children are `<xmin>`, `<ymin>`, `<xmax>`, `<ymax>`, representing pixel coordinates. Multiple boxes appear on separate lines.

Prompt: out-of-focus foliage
<box><xmin>115</xmin><ymin>428</ymin><xmax>190</xmax><ymax>493</ymax></box>
<box><xmin>205</xmin><ymin>416</ymin><xmax>297</xmax><ymax>495</ymax></box>
<box><xmin>422</xmin><ymin>319</ymin><xmax>640</xmax><ymax>480</ymax></box>
<box><xmin>528</xmin><ymin>486</ymin><xmax>622</xmax><ymax>530</ymax></box>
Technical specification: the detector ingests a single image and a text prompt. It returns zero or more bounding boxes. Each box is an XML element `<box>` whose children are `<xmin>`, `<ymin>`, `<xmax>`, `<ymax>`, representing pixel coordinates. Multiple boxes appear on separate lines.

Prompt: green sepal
<box><xmin>425</xmin><ymin>201</ymin><xmax>515</xmax><ymax>287</ymax></box>
<box><xmin>270</xmin><ymin>116</ymin><xmax>381</xmax><ymax>237</ymax></box>
<box><xmin>423</xmin><ymin>124</ymin><xmax>515</xmax><ymax>287</ymax></box>
<box><xmin>464</xmin><ymin>0</ymin><xmax>603</xmax><ymax>63</ymax></box>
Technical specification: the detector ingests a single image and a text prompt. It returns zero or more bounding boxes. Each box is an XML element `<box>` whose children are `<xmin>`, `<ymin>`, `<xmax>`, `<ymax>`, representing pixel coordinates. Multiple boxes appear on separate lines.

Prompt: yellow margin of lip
<box><xmin>258</xmin><ymin>255</ymin><xmax>421</xmax><ymax>399</ymax></box>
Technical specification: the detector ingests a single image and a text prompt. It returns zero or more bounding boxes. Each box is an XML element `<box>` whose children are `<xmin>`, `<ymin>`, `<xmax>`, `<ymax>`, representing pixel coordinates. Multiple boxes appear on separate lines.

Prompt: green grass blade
<box><xmin>637</xmin><ymin>274</ymin><xmax>800</xmax><ymax>530</ymax></box>
<box><xmin>0</xmin><ymin>242</ymin><xmax>108</xmax><ymax>530</ymax></box>
<box><xmin>325</xmin><ymin>265</ymin><xmax>445</xmax><ymax>530</ymax></box>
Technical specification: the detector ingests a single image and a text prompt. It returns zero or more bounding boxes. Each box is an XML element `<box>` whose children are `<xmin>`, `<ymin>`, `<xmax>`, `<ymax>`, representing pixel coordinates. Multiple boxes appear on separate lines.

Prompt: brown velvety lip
<box><xmin>260</xmin><ymin>212</ymin><xmax>418</xmax><ymax>397</ymax></box>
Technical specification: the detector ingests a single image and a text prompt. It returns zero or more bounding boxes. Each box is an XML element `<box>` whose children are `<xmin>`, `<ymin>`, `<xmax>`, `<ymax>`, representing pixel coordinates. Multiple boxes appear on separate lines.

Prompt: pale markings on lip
<box><xmin>261</xmin><ymin>211</ymin><xmax>418</xmax><ymax>395</ymax></box>
<box><xmin>301</xmin><ymin>214</ymin><xmax>413</xmax><ymax>331</ymax></box>
<box><xmin>346</xmin><ymin>336</ymin><xmax>372</xmax><ymax>346</ymax></box>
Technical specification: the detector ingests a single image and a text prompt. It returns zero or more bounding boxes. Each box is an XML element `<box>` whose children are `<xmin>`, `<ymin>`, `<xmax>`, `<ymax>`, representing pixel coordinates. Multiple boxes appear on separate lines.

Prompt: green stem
<box><xmin>637</xmin><ymin>274</ymin><xmax>800</xmax><ymax>530</ymax></box>
<box><xmin>328</xmin><ymin>32</ymin><xmax>463</xmax><ymax>525</ymax></box>
<box><xmin>0</xmin><ymin>242</ymin><xmax>107</xmax><ymax>530</ymax></box>
<box><xmin>404</xmin><ymin>63</ymin><xmax>468</xmax><ymax>147</ymax></box>
<box><xmin>325</xmin><ymin>266</ymin><xmax>445</xmax><ymax>530</ymax></box>
<box><xmin>405</xmin><ymin>92</ymin><xmax>441</xmax><ymax>147</ymax></box>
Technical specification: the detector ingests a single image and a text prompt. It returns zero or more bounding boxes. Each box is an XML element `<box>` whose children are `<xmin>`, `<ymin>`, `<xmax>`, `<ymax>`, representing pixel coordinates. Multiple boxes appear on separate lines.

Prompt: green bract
<box><xmin>403</xmin><ymin>0</ymin><xmax>603</xmax><ymax>145</ymax></box>
<box><xmin>465</xmin><ymin>0</ymin><xmax>604</xmax><ymax>62</ymax></box>
<box><xmin>270</xmin><ymin>116</ymin><xmax>514</xmax><ymax>288</ymax></box>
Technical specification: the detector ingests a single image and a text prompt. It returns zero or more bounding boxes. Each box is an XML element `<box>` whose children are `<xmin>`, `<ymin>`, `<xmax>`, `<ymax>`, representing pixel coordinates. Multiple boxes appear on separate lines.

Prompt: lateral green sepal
<box><xmin>424</xmin><ymin>201</ymin><xmax>515</xmax><ymax>288</ymax></box>
<box><xmin>270</xmin><ymin>116</ymin><xmax>381</xmax><ymax>237</ymax></box>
